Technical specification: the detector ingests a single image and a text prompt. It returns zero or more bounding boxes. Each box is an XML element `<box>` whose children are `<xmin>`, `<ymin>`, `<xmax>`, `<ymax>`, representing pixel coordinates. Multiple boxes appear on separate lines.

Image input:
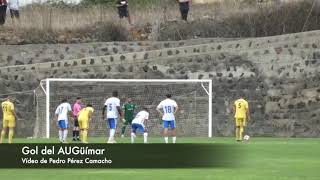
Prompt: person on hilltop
<box><xmin>116</xmin><ymin>0</ymin><xmax>132</xmax><ymax>25</ymax></box>
<box><xmin>8</xmin><ymin>0</ymin><xmax>20</xmax><ymax>22</ymax></box>
<box><xmin>177</xmin><ymin>0</ymin><xmax>192</xmax><ymax>21</ymax></box>
<box><xmin>0</xmin><ymin>0</ymin><xmax>7</xmax><ymax>25</ymax></box>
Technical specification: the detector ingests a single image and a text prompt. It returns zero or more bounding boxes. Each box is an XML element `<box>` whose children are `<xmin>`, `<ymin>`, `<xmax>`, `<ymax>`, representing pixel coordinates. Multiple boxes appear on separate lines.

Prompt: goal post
<box><xmin>37</xmin><ymin>78</ymin><xmax>212</xmax><ymax>139</ymax></box>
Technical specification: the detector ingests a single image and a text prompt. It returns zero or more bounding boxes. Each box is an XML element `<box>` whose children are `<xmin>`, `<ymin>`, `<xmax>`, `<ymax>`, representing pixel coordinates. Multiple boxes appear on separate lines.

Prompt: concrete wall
<box><xmin>0</xmin><ymin>30</ymin><xmax>319</xmax><ymax>137</ymax></box>
<box><xmin>0</xmin><ymin>38</ymin><xmax>235</xmax><ymax>66</ymax></box>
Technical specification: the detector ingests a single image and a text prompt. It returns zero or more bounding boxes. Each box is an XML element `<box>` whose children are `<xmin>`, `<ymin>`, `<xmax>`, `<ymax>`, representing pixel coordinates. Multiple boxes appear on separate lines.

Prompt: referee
<box><xmin>72</xmin><ymin>97</ymin><xmax>83</xmax><ymax>141</ymax></box>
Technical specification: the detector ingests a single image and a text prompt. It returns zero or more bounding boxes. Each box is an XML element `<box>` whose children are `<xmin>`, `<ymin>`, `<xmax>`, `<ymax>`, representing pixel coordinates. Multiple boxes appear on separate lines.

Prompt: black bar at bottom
<box><xmin>0</xmin><ymin>144</ymin><xmax>243</xmax><ymax>168</ymax></box>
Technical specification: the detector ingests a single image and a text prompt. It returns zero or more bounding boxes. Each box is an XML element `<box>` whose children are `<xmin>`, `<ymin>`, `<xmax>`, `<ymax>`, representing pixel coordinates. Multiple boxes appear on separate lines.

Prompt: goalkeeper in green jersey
<box><xmin>121</xmin><ymin>97</ymin><xmax>136</xmax><ymax>137</ymax></box>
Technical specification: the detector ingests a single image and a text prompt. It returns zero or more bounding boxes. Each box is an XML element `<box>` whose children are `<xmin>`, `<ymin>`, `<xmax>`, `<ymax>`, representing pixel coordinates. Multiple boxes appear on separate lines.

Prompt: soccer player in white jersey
<box><xmin>157</xmin><ymin>94</ymin><xmax>179</xmax><ymax>144</ymax></box>
<box><xmin>55</xmin><ymin>99</ymin><xmax>72</xmax><ymax>143</ymax></box>
<box><xmin>102</xmin><ymin>91</ymin><xmax>122</xmax><ymax>144</ymax></box>
<box><xmin>131</xmin><ymin>107</ymin><xmax>149</xmax><ymax>144</ymax></box>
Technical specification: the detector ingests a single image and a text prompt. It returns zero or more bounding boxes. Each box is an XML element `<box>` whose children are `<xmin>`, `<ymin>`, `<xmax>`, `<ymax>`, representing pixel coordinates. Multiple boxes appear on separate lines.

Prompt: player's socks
<box><xmin>63</xmin><ymin>130</ymin><xmax>68</xmax><ymax>142</ymax></box>
<box><xmin>143</xmin><ymin>133</ymin><xmax>148</xmax><ymax>144</ymax></box>
<box><xmin>131</xmin><ymin>132</ymin><xmax>135</xmax><ymax>143</ymax></box>
<box><xmin>121</xmin><ymin>126</ymin><xmax>126</xmax><ymax>136</ymax></box>
<box><xmin>72</xmin><ymin>131</ymin><xmax>76</xmax><ymax>140</ymax></box>
<box><xmin>108</xmin><ymin>129</ymin><xmax>116</xmax><ymax>143</ymax></box>
<box><xmin>82</xmin><ymin>130</ymin><xmax>88</xmax><ymax>143</ymax></box>
<box><xmin>110</xmin><ymin>129</ymin><xmax>115</xmax><ymax>138</ymax></box>
<box><xmin>236</xmin><ymin>127</ymin><xmax>240</xmax><ymax>141</ymax></box>
<box><xmin>76</xmin><ymin>131</ymin><xmax>80</xmax><ymax>141</ymax></box>
<box><xmin>172</xmin><ymin>136</ymin><xmax>176</xmax><ymax>144</ymax></box>
<box><xmin>164</xmin><ymin>137</ymin><xmax>169</xmax><ymax>144</ymax></box>
<box><xmin>239</xmin><ymin>127</ymin><xmax>244</xmax><ymax>141</ymax></box>
<box><xmin>79</xmin><ymin>131</ymin><xmax>82</xmax><ymax>141</ymax></box>
<box><xmin>8</xmin><ymin>129</ymin><xmax>14</xmax><ymax>144</ymax></box>
<box><xmin>0</xmin><ymin>130</ymin><xmax>5</xmax><ymax>143</ymax></box>
<box><xmin>59</xmin><ymin>130</ymin><xmax>63</xmax><ymax>142</ymax></box>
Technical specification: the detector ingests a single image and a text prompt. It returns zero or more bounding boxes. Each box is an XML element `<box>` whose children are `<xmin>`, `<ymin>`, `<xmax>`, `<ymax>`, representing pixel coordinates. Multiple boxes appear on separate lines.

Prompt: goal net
<box><xmin>34</xmin><ymin>79</ymin><xmax>212</xmax><ymax>139</ymax></box>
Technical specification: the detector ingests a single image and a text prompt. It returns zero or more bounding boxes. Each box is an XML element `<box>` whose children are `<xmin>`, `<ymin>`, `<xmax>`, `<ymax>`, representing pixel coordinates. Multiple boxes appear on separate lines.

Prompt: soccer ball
<box><xmin>244</xmin><ymin>135</ymin><xmax>250</xmax><ymax>141</ymax></box>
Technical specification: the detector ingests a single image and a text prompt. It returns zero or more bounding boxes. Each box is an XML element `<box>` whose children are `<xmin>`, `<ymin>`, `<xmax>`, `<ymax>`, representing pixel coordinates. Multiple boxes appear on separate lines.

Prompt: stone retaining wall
<box><xmin>0</xmin><ymin>31</ymin><xmax>319</xmax><ymax>137</ymax></box>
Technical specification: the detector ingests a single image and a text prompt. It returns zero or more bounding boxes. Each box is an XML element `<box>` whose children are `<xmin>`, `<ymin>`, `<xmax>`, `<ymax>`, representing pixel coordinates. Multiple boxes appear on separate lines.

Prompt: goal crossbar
<box><xmin>41</xmin><ymin>78</ymin><xmax>213</xmax><ymax>138</ymax></box>
<box><xmin>41</xmin><ymin>78</ymin><xmax>212</xmax><ymax>83</ymax></box>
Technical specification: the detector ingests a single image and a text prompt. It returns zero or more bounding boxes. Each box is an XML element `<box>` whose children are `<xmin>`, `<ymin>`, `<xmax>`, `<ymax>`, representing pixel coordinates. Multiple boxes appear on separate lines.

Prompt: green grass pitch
<box><xmin>0</xmin><ymin>137</ymin><xmax>319</xmax><ymax>180</ymax></box>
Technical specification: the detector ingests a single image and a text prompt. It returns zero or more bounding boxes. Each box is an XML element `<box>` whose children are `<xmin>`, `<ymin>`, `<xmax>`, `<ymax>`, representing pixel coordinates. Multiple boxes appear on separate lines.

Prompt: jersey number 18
<box><xmin>164</xmin><ymin>106</ymin><xmax>172</xmax><ymax>113</ymax></box>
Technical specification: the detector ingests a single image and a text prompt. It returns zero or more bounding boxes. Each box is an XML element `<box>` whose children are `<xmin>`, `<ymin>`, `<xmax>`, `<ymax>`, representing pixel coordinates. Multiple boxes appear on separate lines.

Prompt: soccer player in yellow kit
<box><xmin>78</xmin><ymin>104</ymin><xmax>94</xmax><ymax>143</ymax></box>
<box><xmin>233</xmin><ymin>96</ymin><xmax>250</xmax><ymax>142</ymax></box>
<box><xmin>0</xmin><ymin>96</ymin><xmax>17</xmax><ymax>143</ymax></box>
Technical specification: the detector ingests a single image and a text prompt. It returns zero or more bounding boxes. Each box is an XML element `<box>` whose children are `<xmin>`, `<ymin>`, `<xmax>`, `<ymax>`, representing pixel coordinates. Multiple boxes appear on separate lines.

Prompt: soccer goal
<box><xmin>34</xmin><ymin>79</ymin><xmax>212</xmax><ymax>139</ymax></box>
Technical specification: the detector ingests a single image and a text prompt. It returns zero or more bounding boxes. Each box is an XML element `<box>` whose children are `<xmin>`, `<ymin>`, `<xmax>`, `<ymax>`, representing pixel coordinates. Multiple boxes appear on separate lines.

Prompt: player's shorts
<box><xmin>131</xmin><ymin>123</ymin><xmax>145</xmax><ymax>133</ymax></box>
<box><xmin>107</xmin><ymin>118</ymin><xmax>117</xmax><ymax>129</ymax></box>
<box><xmin>2</xmin><ymin>118</ymin><xmax>15</xmax><ymax>128</ymax></box>
<box><xmin>74</xmin><ymin>117</ymin><xmax>79</xmax><ymax>127</ymax></box>
<box><xmin>123</xmin><ymin>118</ymin><xmax>133</xmax><ymax>125</ymax></box>
<box><xmin>235</xmin><ymin>118</ymin><xmax>246</xmax><ymax>127</ymax></box>
<box><xmin>58</xmin><ymin>120</ymin><xmax>69</xmax><ymax>129</ymax></box>
<box><xmin>163</xmin><ymin>120</ymin><xmax>176</xmax><ymax>129</ymax></box>
<box><xmin>78</xmin><ymin>118</ymin><xmax>89</xmax><ymax>129</ymax></box>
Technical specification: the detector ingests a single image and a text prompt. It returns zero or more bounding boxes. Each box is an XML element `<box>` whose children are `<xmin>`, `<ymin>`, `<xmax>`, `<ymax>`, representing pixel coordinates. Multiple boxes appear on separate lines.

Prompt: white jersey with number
<box><xmin>55</xmin><ymin>102</ymin><xmax>72</xmax><ymax>121</ymax></box>
<box><xmin>132</xmin><ymin>111</ymin><xmax>149</xmax><ymax>125</ymax></box>
<box><xmin>104</xmin><ymin>97</ymin><xmax>121</xmax><ymax>119</ymax></box>
<box><xmin>157</xmin><ymin>98</ymin><xmax>178</xmax><ymax>121</ymax></box>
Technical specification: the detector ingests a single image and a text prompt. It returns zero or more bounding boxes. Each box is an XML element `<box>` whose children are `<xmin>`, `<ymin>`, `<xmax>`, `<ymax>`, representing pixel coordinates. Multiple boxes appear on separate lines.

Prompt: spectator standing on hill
<box><xmin>0</xmin><ymin>0</ymin><xmax>7</xmax><ymax>25</ymax></box>
<box><xmin>116</xmin><ymin>0</ymin><xmax>132</xmax><ymax>25</ymax></box>
<box><xmin>8</xmin><ymin>0</ymin><xmax>20</xmax><ymax>22</ymax></box>
<box><xmin>178</xmin><ymin>0</ymin><xmax>191</xmax><ymax>21</ymax></box>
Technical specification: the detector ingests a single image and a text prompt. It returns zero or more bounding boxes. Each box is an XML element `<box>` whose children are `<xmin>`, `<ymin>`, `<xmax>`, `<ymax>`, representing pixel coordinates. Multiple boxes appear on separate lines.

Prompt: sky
<box><xmin>20</xmin><ymin>0</ymin><xmax>82</xmax><ymax>6</ymax></box>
